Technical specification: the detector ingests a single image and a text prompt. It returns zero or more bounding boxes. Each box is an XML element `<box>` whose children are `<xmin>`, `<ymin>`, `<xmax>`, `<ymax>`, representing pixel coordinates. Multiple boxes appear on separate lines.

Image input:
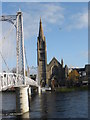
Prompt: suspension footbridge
<box><xmin>0</xmin><ymin>10</ymin><xmax>40</xmax><ymax>114</ymax></box>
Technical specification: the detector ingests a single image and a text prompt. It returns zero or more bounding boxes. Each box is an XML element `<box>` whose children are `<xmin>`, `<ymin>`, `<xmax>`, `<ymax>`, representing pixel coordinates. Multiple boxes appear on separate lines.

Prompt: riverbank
<box><xmin>55</xmin><ymin>86</ymin><xmax>88</xmax><ymax>92</ymax></box>
<box><xmin>1</xmin><ymin>85</ymin><xmax>88</xmax><ymax>93</ymax></box>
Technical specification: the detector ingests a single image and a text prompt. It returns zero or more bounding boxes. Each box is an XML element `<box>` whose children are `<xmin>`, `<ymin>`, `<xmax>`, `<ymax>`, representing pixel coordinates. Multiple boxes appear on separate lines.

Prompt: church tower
<box><xmin>37</xmin><ymin>18</ymin><xmax>47</xmax><ymax>87</ymax></box>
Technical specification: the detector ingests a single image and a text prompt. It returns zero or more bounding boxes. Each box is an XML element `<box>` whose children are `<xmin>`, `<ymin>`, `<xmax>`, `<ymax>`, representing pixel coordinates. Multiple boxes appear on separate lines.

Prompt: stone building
<box><xmin>47</xmin><ymin>57</ymin><xmax>66</xmax><ymax>87</ymax></box>
<box><xmin>85</xmin><ymin>64</ymin><xmax>90</xmax><ymax>78</ymax></box>
<box><xmin>37</xmin><ymin>19</ymin><xmax>68</xmax><ymax>87</ymax></box>
<box><xmin>37</xmin><ymin>18</ymin><xmax>47</xmax><ymax>87</ymax></box>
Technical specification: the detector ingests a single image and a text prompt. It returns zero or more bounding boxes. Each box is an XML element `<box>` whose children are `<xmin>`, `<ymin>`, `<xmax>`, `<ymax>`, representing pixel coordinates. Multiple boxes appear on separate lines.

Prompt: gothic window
<box><xmin>40</xmin><ymin>41</ymin><xmax>45</xmax><ymax>49</ymax></box>
<box><xmin>40</xmin><ymin>52</ymin><xmax>45</xmax><ymax>60</ymax></box>
<box><xmin>52</xmin><ymin>65</ymin><xmax>58</xmax><ymax>76</ymax></box>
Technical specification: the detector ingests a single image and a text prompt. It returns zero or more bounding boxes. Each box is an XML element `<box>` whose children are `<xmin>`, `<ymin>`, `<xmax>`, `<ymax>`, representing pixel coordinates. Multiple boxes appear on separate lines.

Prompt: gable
<box><xmin>47</xmin><ymin>57</ymin><xmax>62</xmax><ymax>71</ymax></box>
<box><xmin>49</xmin><ymin>57</ymin><xmax>60</xmax><ymax>65</ymax></box>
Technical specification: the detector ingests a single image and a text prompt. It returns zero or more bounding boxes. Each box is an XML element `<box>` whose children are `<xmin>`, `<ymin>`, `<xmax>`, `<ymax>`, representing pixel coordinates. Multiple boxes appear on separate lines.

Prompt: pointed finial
<box><xmin>61</xmin><ymin>59</ymin><xmax>63</xmax><ymax>67</ymax></box>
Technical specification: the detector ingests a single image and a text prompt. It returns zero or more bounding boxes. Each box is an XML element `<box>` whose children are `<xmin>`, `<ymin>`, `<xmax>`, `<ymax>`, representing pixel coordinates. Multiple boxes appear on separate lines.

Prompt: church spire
<box><xmin>39</xmin><ymin>17</ymin><xmax>44</xmax><ymax>40</ymax></box>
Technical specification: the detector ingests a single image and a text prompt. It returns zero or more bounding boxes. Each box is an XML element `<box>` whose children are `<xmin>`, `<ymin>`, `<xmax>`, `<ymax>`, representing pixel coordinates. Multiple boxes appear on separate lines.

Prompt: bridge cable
<box><xmin>0</xmin><ymin>51</ymin><xmax>10</xmax><ymax>72</ymax></box>
<box><xmin>24</xmin><ymin>46</ymin><xmax>31</xmax><ymax>77</ymax></box>
<box><xmin>0</xmin><ymin>22</ymin><xmax>16</xmax><ymax>72</ymax></box>
<box><xmin>24</xmin><ymin>46</ymin><xmax>28</xmax><ymax>69</ymax></box>
<box><xmin>0</xmin><ymin>21</ymin><xmax>16</xmax><ymax>46</ymax></box>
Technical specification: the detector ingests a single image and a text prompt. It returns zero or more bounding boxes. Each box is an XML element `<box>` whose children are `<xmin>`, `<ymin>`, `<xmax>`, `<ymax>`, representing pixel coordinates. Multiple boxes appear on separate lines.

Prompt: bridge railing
<box><xmin>0</xmin><ymin>72</ymin><xmax>38</xmax><ymax>91</ymax></box>
<box><xmin>0</xmin><ymin>73</ymin><xmax>21</xmax><ymax>91</ymax></box>
<box><xmin>25</xmin><ymin>76</ymin><xmax>38</xmax><ymax>87</ymax></box>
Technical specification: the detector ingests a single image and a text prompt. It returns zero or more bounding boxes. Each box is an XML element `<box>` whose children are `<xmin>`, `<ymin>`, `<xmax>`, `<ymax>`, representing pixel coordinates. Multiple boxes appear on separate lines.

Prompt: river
<box><xmin>1</xmin><ymin>90</ymin><xmax>88</xmax><ymax>119</ymax></box>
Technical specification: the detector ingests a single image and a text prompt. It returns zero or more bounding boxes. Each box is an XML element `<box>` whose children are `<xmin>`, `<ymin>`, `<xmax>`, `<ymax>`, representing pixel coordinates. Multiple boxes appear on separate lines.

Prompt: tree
<box><xmin>68</xmin><ymin>70</ymin><xmax>80</xmax><ymax>81</ymax></box>
<box><xmin>11</xmin><ymin>68</ymin><xmax>16</xmax><ymax>73</ymax></box>
<box><xmin>66</xmin><ymin>70</ymin><xmax>80</xmax><ymax>87</ymax></box>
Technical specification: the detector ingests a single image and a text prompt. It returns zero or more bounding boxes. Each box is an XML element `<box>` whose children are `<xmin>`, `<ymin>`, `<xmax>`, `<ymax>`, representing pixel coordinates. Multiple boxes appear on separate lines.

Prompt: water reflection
<box><xmin>16</xmin><ymin>112</ymin><xmax>30</xmax><ymax>120</ymax></box>
<box><xmin>2</xmin><ymin>91</ymin><xmax>88</xmax><ymax>119</ymax></box>
<box><xmin>30</xmin><ymin>91</ymin><xmax>88</xmax><ymax>118</ymax></box>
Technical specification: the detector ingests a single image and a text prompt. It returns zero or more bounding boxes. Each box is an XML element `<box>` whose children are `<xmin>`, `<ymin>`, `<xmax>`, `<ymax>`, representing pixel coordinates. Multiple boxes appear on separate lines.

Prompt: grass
<box><xmin>55</xmin><ymin>86</ymin><xmax>88</xmax><ymax>92</ymax></box>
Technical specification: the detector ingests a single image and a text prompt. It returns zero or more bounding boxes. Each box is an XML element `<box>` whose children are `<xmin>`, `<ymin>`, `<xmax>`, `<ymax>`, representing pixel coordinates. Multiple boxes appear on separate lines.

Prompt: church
<box><xmin>37</xmin><ymin>18</ymin><xmax>68</xmax><ymax>88</ymax></box>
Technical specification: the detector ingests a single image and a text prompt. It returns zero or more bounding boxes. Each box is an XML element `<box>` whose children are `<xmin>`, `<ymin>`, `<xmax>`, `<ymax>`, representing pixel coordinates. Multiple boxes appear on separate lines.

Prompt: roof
<box><xmin>47</xmin><ymin>57</ymin><xmax>61</xmax><ymax>67</ymax></box>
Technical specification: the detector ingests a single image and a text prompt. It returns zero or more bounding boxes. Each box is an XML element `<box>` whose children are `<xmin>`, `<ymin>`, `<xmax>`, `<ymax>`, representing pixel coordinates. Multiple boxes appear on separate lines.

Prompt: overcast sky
<box><xmin>0</xmin><ymin>2</ymin><xmax>88</xmax><ymax>72</ymax></box>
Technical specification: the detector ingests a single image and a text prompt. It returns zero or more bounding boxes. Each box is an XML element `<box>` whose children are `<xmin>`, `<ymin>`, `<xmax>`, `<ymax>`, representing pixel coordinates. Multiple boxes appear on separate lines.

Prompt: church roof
<box><xmin>48</xmin><ymin>57</ymin><xmax>61</xmax><ymax>66</ymax></box>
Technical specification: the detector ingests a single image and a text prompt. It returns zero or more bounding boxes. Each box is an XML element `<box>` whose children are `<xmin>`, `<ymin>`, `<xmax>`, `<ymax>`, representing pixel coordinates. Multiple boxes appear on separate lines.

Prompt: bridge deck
<box><xmin>0</xmin><ymin>73</ymin><xmax>38</xmax><ymax>91</ymax></box>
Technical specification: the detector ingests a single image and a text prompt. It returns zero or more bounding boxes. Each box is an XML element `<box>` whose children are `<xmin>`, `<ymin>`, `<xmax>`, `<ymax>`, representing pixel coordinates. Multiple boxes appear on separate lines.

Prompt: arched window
<box><xmin>51</xmin><ymin>65</ymin><xmax>58</xmax><ymax>76</ymax></box>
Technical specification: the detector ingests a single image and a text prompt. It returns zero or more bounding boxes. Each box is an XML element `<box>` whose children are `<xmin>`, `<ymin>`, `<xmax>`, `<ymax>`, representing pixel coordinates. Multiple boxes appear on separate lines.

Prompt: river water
<box><xmin>1</xmin><ymin>90</ymin><xmax>88</xmax><ymax>119</ymax></box>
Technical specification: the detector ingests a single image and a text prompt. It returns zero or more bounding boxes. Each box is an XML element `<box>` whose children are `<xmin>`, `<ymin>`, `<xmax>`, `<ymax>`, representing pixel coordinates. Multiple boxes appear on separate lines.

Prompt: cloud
<box><xmin>41</xmin><ymin>4</ymin><xmax>64</xmax><ymax>24</ymax></box>
<box><xmin>1</xmin><ymin>3</ymin><xmax>88</xmax><ymax>70</ymax></box>
<box><xmin>66</xmin><ymin>10</ymin><xmax>88</xmax><ymax>30</ymax></box>
<box><xmin>23</xmin><ymin>3</ymin><xmax>65</xmax><ymax>39</ymax></box>
<box><xmin>23</xmin><ymin>12</ymin><xmax>39</xmax><ymax>40</ymax></box>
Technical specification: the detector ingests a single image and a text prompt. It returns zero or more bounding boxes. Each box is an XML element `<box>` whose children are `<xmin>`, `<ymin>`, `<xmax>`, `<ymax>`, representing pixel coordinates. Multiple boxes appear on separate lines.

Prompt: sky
<box><xmin>1</xmin><ymin>0</ymin><xmax>90</xmax><ymax>2</ymax></box>
<box><xmin>0</xmin><ymin>2</ymin><xmax>88</xmax><ymax>72</ymax></box>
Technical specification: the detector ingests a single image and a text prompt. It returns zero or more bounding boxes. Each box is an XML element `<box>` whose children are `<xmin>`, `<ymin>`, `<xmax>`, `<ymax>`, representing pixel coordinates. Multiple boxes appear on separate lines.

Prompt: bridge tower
<box><xmin>16</xmin><ymin>10</ymin><xmax>29</xmax><ymax>114</ymax></box>
<box><xmin>0</xmin><ymin>10</ymin><xmax>25</xmax><ymax>84</ymax></box>
<box><xmin>16</xmin><ymin>10</ymin><xmax>25</xmax><ymax>84</ymax></box>
<box><xmin>0</xmin><ymin>10</ymin><xmax>29</xmax><ymax>114</ymax></box>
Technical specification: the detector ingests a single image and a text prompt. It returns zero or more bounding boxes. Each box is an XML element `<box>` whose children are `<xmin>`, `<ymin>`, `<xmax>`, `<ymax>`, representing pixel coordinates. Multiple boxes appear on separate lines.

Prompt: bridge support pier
<box><xmin>38</xmin><ymin>86</ymin><xmax>41</xmax><ymax>94</ymax></box>
<box><xmin>28</xmin><ymin>86</ymin><xmax>31</xmax><ymax>96</ymax></box>
<box><xmin>15</xmin><ymin>86</ymin><xmax>29</xmax><ymax>114</ymax></box>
